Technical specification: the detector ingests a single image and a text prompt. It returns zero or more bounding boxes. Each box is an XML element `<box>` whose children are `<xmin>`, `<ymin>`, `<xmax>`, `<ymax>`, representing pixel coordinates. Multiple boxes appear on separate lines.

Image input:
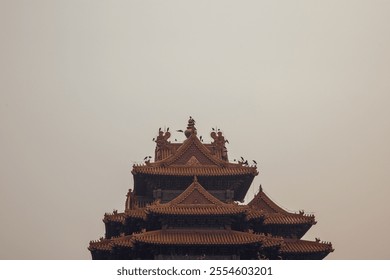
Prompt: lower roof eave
<box><xmin>132</xmin><ymin>229</ymin><xmax>282</xmax><ymax>247</ymax></box>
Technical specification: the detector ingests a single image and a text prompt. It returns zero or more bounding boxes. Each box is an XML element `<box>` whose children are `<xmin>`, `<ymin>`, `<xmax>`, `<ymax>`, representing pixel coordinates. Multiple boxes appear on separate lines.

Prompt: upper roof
<box><xmin>132</xmin><ymin>118</ymin><xmax>258</xmax><ymax>177</ymax></box>
<box><xmin>148</xmin><ymin>178</ymin><xmax>247</xmax><ymax>215</ymax></box>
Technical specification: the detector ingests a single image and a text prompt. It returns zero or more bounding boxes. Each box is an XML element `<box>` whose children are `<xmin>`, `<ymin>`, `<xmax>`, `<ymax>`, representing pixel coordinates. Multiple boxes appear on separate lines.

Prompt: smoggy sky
<box><xmin>1</xmin><ymin>1</ymin><xmax>389</xmax><ymax>259</ymax></box>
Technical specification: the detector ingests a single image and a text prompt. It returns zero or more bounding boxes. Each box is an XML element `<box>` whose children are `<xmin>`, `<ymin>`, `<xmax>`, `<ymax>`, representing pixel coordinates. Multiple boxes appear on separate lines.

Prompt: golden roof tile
<box><xmin>281</xmin><ymin>239</ymin><xmax>334</xmax><ymax>253</ymax></box>
<box><xmin>89</xmin><ymin>238</ymin><xmax>112</xmax><ymax>251</ymax></box>
<box><xmin>246</xmin><ymin>209</ymin><xmax>266</xmax><ymax>220</ymax></box>
<box><xmin>89</xmin><ymin>235</ymin><xmax>135</xmax><ymax>252</ymax></box>
<box><xmin>132</xmin><ymin>165</ymin><xmax>257</xmax><ymax>176</ymax></box>
<box><xmin>133</xmin><ymin>229</ymin><xmax>282</xmax><ymax>246</ymax></box>
<box><xmin>125</xmin><ymin>209</ymin><xmax>147</xmax><ymax>220</ymax></box>
<box><xmin>103</xmin><ymin>209</ymin><xmax>147</xmax><ymax>224</ymax></box>
<box><xmin>264</xmin><ymin>213</ymin><xmax>316</xmax><ymax>225</ymax></box>
<box><xmin>111</xmin><ymin>235</ymin><xmax>134</xmax><ymax>248</ymax></box>
<box><xmin>103</xmin><ymin>212</ymin><xmax>126</xmax><ymax>223</ymax></box>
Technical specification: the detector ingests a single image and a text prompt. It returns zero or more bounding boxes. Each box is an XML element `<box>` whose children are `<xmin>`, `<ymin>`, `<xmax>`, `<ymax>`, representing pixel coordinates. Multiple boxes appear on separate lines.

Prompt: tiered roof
<box><xmin>89</xmin><ymin>233</ymin><xmax>333</xmax><ymax>258</ymax></box>
<box><xmin>132</xmin><ymin>133</ymin><xmax>258</xmax><ymax>177</ymax></box>
<box><xmin>89</xmin><ymin>117</ymin><xmax>333</xmax><ymax>260</ymax></box>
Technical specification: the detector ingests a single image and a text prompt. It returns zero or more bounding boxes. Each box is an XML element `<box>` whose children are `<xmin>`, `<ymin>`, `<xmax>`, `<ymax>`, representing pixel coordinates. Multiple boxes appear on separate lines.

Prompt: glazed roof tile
<box><xmin>133</xmin><ymin>229</ymin><xmax>283</xmax><ymax>246</ymax></box>
<box><xmin>132</xmin><ymin>165</ymin><xmax>257</xmax><ymax>176</ymax></box>
<box><xmin>103</xmin><ymin>209</ymin><xmax>147</xmax><ymax>224</ymax></box>
<box><xmin>89</xmin><ymin>235</ymin><xmax>135</xmax><ymax>251</ymax></box>
<box><xmin>246</xmin><ymin>209</ymin><xmax>266</xmax><ymax>220</ymax></box>
<box><xmin>125</xmin><ymin>209</ymin><xmax>147</xmax><ymax>220</ymax></box>
<box><xmin>103</xmin><ymin>212</ymin><xmax>126</xmax><ymax>223</ymax></box>
<box><xmin>264</xmin><ymin>213</ymin><xmax>316</xmax><ymax>225</ymax></box>
<box><xmin>112</xmin><ymin>235</ymin><xmax>134</xmax><ymax>248</ymax></box>
<box><xmin>281</xmin><ymin>239</ymin><xmax>334</xmax><ymax>254</ymax></box>
<box><xmin>89</xmin><ymin>238</ymin><xmax>112</xmax><ymax>251</ymax></box>
<box><xmin>149</xmin><ymin>206</ymin><xmax>246</xmax><ymax>215</ymax></box>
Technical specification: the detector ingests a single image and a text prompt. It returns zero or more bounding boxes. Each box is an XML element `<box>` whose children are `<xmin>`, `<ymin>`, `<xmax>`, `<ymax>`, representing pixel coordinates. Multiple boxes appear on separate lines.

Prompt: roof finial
<box><xmin>185</xmin><ymin>116</ymin><xmax>197</xmax><ymax>138</ymax></box>
<box><xmin>259</xmin><ymin>184</ymin><xmax>263</xmax><ymax>193</ymax></box>
<box><xmin>193</xmin><ymin>175</ymin><xmax>198</xmax><ymax>182</ymax></box>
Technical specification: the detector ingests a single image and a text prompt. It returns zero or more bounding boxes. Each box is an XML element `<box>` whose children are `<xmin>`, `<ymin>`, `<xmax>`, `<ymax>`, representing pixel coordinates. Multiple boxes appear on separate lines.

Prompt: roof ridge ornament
<box><xmin>185</xmin><ymin>116</ymin><xmax>197</xmax><ymax>138</ymax></box>
<box><xmin>210</xmin><ymin>128</ymin><xmax>229</xmax><ymax>161</ymax></box>
<box><xmin>155</xmin><ymin>128</ymin><xmax>171</xmax><ymax>161</ymax></box>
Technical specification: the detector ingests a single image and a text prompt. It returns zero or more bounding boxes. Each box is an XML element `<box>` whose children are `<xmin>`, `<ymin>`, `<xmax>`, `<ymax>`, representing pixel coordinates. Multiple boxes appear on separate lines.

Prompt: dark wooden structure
<box><xmin>89</xmin><ymin>117</ymin><xmax>333</xmax><ymax>260</ymax></box>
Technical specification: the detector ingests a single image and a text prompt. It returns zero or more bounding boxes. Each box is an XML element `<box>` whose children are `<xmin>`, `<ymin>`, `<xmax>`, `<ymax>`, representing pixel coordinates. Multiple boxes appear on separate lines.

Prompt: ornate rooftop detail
<box><xmin>155</xmin><ymin>128</ymin><xmax>172</xmax><ymax>161</ymax></box>
<box><xmin>133</xmin><ymin>122</ymin><xmax>259</xmax><ymax>177</ymax></box>
<box><xmin>185</xmin><ymin>155</ymin><xmax>202</xmax><ymax>166</ymax></box>
<box><xmin>210</xmin><ymin>130</ymin><xmax>228</xmax><ymax>161</ymax></box>
<box><xmin>132</xmin><ymin>165</ymin><xmax>257</xmax><ymax>176</ymax></box>
<box><xmin>125</xmin><ymin>189</ymin><xmax>135</xmax><ymax>211</ymax></box>
<box><xmin>184</xmin><ymin>116</ymin><xmax>197</xmax><ymax>138</ymax></box>
<box><xmin>90</xmin><ymin>117</ymin><xmax>333</xmax><ymax>260</ymax></box>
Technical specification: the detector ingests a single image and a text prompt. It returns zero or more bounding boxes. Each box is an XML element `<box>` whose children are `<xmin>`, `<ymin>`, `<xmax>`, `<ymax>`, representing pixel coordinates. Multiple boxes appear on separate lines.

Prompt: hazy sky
<box><xmin>1</xmin><ymin>1</ymin><xmax>389</xmax><ymax>259</ymax></box>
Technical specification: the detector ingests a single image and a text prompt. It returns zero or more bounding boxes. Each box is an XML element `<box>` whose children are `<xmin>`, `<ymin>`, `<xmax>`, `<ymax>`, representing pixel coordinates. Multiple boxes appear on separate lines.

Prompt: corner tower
<box><xmin>89</xmin><ymin>117</ymin><xmax>333</xmax><ymax>260</ymax></box>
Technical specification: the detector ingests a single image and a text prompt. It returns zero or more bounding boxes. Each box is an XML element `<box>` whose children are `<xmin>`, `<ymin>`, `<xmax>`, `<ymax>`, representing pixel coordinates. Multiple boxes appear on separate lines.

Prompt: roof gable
<box><xmin>168</xmin><ymin>178</ymin><xmax>225</xmax><ymax>206</ymax></box>
<box><xmin>165</xmin><ymin>134</ymin><xmax>222</xmax><ymax>166</ymax></box>
<box><xmin>147</xmin><ymin>178</ymin><xmax>248</xmax><ymax>215</ymax></box>
<box><xmin>248</xmin><ymin>189</ymin><xmax>316</xmax><ymax>227</ymax></box>
<box><xmin>248</xmin><ymin>189</ymin><xmax>289</xmax><ymax>214</ymax></box>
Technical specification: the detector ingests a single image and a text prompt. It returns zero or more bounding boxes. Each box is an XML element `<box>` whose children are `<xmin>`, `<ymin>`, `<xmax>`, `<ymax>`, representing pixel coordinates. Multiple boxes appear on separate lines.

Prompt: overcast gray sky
<box><xmin>1</xmin><ymin>1</ymin><xmax>389</xmax><ymax>259</ymax></box>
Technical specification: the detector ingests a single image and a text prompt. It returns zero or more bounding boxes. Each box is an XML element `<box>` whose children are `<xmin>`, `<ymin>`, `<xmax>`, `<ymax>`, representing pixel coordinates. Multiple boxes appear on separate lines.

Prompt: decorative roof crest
<box><xmin>185</xmin><ymin>116</ymin><xmax>197</xmax><ymax>138</ymax></box>
<box><xmin>210</xmin><ymin>128</ymin><xmax>228</xmax><ymax>161</ymax></box>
